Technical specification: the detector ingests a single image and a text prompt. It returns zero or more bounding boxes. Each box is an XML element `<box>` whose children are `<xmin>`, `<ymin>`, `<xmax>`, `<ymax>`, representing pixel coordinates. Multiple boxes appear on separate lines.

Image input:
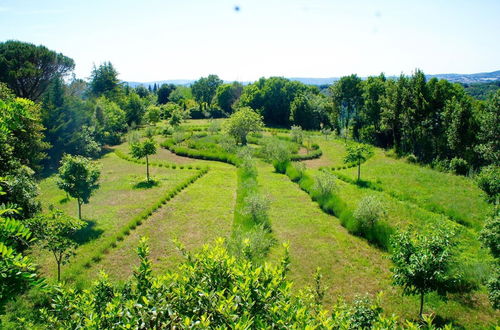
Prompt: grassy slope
<box><xmin>335</xmin><ymin>147</ymin><xmax>492</xmax><ymax>230</ymax></box>
<box><xmin>260</xmin><ymin>161</ymin><xmax>498</xmax><ymax>327</ymax></box>
<box><xmin>91</xmin><ymin>165</ymin><xmax>237</xmax><ymax>281</ymax></box>
<box><xmin>34</xmin><ymin>151</ymin><xmax>197</xmax><ymax>282</ymax></box>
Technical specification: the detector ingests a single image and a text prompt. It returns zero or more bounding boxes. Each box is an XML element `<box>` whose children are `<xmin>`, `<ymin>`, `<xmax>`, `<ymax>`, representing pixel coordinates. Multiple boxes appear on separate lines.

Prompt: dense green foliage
<box><xmin>0</xmin><ymin>41</ymin><xmax>74</xmax><ymax>101</ymax></box>
<box><xmin>223</xmin><ymin>107</ymin><xmax>264</xmax><ymax>145</ymax></box>
<box><xmin>0</xmin><ymin>184</ymin><xmax>40</xmax><ymax>310</ymax></box>
<box><xmin>22</xmin><ymin>238</ymin><xmax>406</xmax><ymax>329</ymax></box>
<box><xmin>390</xmin><ymin>228</ymin><xmax>471</xmax><ymax>317</ymax></box>
<box><xmin>57</xmin><ymin>155</ymin><xmax>101</xmax><ymax>219</ymax></box>
<box><xmin>28</xmin><ymin>209</ymin><xmax>84</xmax><ymax>281</ymax></box>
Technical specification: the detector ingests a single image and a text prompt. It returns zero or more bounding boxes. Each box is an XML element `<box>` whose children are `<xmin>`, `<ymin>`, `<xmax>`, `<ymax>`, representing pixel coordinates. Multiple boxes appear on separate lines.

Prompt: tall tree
<box><xmin>57</xmin><ymin>155</ymin><xmax>101</xmax><ymax>219</ymax></box>
<box><xmin>157</xmin><ymin>84</ymin><xmax>176</xmax><ymax>105</ymax></box>
<box><xmin>0</xmin><ymin>84</ymin><xmax>49</xmax><ymax>173</ymax></box>
<box><xmin>191</xmin><ymin>74</ymin><xmax>223</xmax><ymax>110</ymax></box>
<box><xmin>89</xmin><ymin>62</ymin><xmax>120</xmax><ymax>98</ymax></box>
<box><xmin>215</xmin><ymin>82</ymin><xmax>243</xmax><ymax>115</ymax></box>
<box><xmin>476</xmin><ymin>90</ymin><xmax>500</xmax><ymax>166</ymax></box>
<box><xmin>330</xmin><ymin>75</ymin><xmax>363</xmax><ymax>138</ymax></box>
<box><xmin>0</xmin><ymin>40</ymin><xmax>74</xmax><ymax>101</ymax></box>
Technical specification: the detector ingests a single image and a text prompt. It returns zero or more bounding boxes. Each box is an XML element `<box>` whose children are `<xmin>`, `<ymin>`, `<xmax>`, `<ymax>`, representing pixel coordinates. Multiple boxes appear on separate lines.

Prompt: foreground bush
<box><xmin>26</xmin><ymin>238</ymin><xmax>411</xmax><ymax>329</ymax></box>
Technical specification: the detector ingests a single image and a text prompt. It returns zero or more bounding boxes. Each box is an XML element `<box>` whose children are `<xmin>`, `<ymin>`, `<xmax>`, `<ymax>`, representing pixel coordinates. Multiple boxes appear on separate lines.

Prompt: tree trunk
<box><xmin>77</xmin><ymin>198</ymin><xmax>82</xmax><ymax>219</ymax></box>
<box><xmin>146</xmin><ymin>155</ymin><xmax>150</xmax><ymax>182</ymax></box>
<box><xmin>357</xmin><ymin>158</ymin><xmax>361</xmax><ymax>181</ymax></box>
<box><xmin>57</xmin><ymin>260</ymin><xmax>61</xmax><ymax>282</ymax></box>
<box><xmin>419</xmin><ymin>292</ymin><xmax>424</xmax><ymax>318</ymax></box>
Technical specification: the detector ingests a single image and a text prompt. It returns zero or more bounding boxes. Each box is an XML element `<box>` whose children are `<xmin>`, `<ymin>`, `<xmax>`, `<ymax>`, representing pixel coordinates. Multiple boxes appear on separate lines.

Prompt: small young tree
<box><xmin>321</xmin><ymin>127</ymin><xmax>332</xmax><ymax>140</ymax></box>
<box><xmin>344</xmin><ymin>143</ymin><xmax>372</xmax><ymax>181</ymax></box>
<box><xmin>290</xmin><ymin>125</ymin><xmax>304</xmax><ymax>144</ymax></box>
<box><xmin>390</xmin><ymin>228</ymin><xmax>457</xmax><ymax>318</ymax></box>
<box><xmin>28</xmin><ymin>209</ymin><xmax>84</xmax><ymax>282</ymax></box>
<box><xmin>224</xmin><ymin>107</ymin><xmax>263</xmax><ymax>145</ymax></box>
<box><xmin>57</xmin><ymin>155</ymin><xmax>100</xmax><ymax>219</ymax></box>
<box><xmin>130</xmin><ymin>139</ymin><xmax>157</xmax><ymax>182</ymax></box>
<box><xmin>354</xmin><ymin>195</ymin><xmax>387</xmax><ymax>229</ymax></box>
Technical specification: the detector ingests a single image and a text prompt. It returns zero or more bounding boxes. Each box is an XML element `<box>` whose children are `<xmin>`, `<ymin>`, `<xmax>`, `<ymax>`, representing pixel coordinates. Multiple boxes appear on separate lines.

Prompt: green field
<box><xmin>30</xmin><ymin>124</ymin><xmax>499</xmax><ymax>327</ymax></box>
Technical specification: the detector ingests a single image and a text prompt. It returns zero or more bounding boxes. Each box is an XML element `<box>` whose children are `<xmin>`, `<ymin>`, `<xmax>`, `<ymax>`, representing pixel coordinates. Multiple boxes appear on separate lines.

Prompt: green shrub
<box><xmin>354</xmin><ymin>195</ymin><xmax>387</xmax><ymax>229</ymax></box>
<box><xmin>449</xmin><ymin>157</ymin><xmax>469</xmax><ymax>175</ymax></box>
<box><xmin>226</xmin><ymin>225</ymin><xmax>275</xmax><ymax>262</ymax></box>
<box><xmin>242</xmin><ymin>193</ymin><xmax>271</xmax><ymax>231</ymax></box>
<box><xmin>406</xmin><ymin>154</ymin><xmax>418</xmax><ymax>163</ymax></box>
<box><xmin>312</xmin><ymin>171</ymin><xmax>337</xmax><ymax>200</ymax></box>
<box><xmin>476</xmin><ymin>165</ymin><xmax>500</xmax><ymax>203</ymax></box>
<box><xmin>20</xmin><ymin>239</ymin><xmax>407</xmax><ymax>329</ymax></box>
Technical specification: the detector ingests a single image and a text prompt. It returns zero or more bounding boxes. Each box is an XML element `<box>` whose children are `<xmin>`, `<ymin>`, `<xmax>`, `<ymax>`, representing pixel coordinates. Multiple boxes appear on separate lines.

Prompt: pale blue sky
<box><xmin>1</xmin><ymin>0</ymin><xmax>499</xmax><ymax>82</ymax></box>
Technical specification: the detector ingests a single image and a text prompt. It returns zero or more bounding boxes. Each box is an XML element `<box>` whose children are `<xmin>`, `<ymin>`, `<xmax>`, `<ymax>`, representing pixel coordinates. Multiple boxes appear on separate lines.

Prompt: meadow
<box><xmin>30</xmin><ymin>121</ymin><xmax>499</xmax><ymax>328</ymax></box>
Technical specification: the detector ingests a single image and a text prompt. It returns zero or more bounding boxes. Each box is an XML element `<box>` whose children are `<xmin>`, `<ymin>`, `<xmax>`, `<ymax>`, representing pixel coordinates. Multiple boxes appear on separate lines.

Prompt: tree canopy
<box><xmin>0</xmin><ymin>40</ymin><xmax>74</xmax><ymax>101</ymax></box>
<box><xmin>57</xmin><ymin>155</ymin><xmax>100</xmax><ymax>219</ymax></box>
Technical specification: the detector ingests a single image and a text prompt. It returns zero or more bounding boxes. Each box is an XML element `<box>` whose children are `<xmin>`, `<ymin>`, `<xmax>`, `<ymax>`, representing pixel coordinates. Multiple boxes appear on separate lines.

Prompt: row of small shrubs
<box><xmin>330</xmin><ymin>152</ymin><xmax>373</xmax><ymax>171</ymax></box>
<box><xmin>114</xmin><ymin>149</ymin><xmax>201</xmax><ymax>170</ymax></box>
<box><xmin>333</xmin><ymin>171</ymin><xmax>473</xmax><ymax>228</ymax></box>
<box><xmin>229</xmin><ymin>152</ymin><xmax>274</xmax><ymax>261</ymax></box>
<box><xmin>285</xmin><ymin>163</ymin><xmax>394</xmax><ymax>250</ymax></box>
<box><xmin>161</xmin><ymin>138</ymin><xmax>239</xmax><ymax>166</ymax></box>
<box><xmin>72</xmin><ymin>168</ymin><xmax>209</xmax><ymax>276</ymax></box>
<box><xmin>290</xmin><ymin>143</ymin><xmax>323</xmax><ymax>161</ymax></box>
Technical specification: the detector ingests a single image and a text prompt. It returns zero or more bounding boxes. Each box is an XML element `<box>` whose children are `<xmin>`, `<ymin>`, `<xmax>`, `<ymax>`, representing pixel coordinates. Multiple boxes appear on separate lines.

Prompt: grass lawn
<box><xmin>335</xmin><ymin>148</ymin><xmax>492</xmax><ymax>230</ymax></box>
<box><xmin>259</xmin><ymin>161</ymin><xmax>498</xmax><ymax>328</ymax></box>
<box><xmin>34</xmin><ymin>151</ymin><xmax>198</xmax><ymax>284</ymax></box>
<box><xmin>302</xmin><ymin>136</ymin><xmax>348</xmax><ymax>169</ymax></box>
<box><xmin>88</xmin><ymin>166</ymin><xmax>237</xmax><ymax>281</ymax></box>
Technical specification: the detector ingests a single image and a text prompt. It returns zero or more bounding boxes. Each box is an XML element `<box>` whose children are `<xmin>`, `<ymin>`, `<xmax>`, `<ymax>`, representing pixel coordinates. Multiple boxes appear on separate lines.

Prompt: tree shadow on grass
<box><xmin>133</xmin><ymin>180</ymin><xmax>159</xmax><ymax>189</ymax></box>
<box><xmin>59</xmin><ymin>196</ymin><xmax>71</xmax><ymax>204</ymax></box>
<box><xmin>71</xmin><ymin>219</ymin><xmax>104</xmax><ymax>245</ymax></box>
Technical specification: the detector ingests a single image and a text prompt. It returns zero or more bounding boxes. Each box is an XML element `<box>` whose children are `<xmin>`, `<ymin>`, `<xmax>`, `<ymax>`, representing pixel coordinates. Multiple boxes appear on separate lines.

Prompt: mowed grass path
<box><xmin>259</xmin><ymin>162</ymin><xmax>498</xmax><ymax>328</ymax></box>
<box><xmin>259</xmin><ymin>161</ymin><xmax>391</xmax><ymax>302</ymax></box>
<box><xmin>35</xmin><ymin>152</ymin><xmax>197</xmax><ymax>282</ymax></box>
<box><xmin>94</xmin><ymin>165</ymin><xmax>237</xmax><ymax>281</ymax></box>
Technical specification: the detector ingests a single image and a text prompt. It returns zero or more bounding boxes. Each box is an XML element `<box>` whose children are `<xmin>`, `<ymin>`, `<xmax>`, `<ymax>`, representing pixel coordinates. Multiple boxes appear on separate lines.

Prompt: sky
<box><xmin>0</xmin><ymin>0</ymin><xmax>499</xmax><ymax>82</ymax></box>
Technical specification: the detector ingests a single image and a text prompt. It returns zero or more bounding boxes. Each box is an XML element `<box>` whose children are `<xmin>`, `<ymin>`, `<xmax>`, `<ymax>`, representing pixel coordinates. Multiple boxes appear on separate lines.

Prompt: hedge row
<box><xmin>73</xmin><ymin>167</ymin><xmax>209</xmax><ymax>273</ymax></box>
<box><xmin>285</xmin><ymin>164</ymin><xmax>394</xmax><ymax>250</ymax></box>
<box><xmin>290</xmin><ymin>144</ymin><xmax>322</xmax><ymax>161</ymax></box>
<box><xmin>114</xmin><ymin>149</ymin><xmax>202</xmax><ymax>170</ymax></box>
<box><xmin>161</xmin><ymin>139</ymin><xmax>239</xmax><ymax>166</ymax></box>
<box><xmin>333</xmin><ymin>171</ymin><xmax>472</xmax><ymax>228</ymax></box>
<box><xmin>330</xmin><ymin>153</ymin><xmax>373</xmax><ymax>171</ymax></box>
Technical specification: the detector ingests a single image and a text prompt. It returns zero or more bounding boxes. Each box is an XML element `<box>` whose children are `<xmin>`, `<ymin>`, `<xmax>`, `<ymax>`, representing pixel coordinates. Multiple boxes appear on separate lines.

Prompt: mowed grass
<box><xmin>34</xmin><ymin>151</ymin><xmax>197</xmax><ymax>283</ymax></box>
<box><xmin>259</xmin><ymin>162</ymin><xmax>498</xmax><ymax>328</ymax></box>
<box><xmin>302</xmin><ymin>136</ymin><xmax>347</xmax><ymax>169</ymax></box>
<box><xmin>335</xmin><ymin>147</ymin><xmax>492</xmax><ymax>230</ymax></box>
<box><xmin>87</xmin><ymin>166</ymin><xmax>237</xmax><ymax>281</ymax></box>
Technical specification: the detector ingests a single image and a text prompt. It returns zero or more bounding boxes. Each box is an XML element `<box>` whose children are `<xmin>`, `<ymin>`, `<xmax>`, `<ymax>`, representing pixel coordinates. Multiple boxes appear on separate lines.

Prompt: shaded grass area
<box><xmin>89</xmin><ymin>167</ymin><xmax>237</xmax><ymax>281</ymax></box>
<box><xmin>34</xmin><ymin>152</ymin><xmax>198</xmax><ymax>283</ymax></box>
<box><xmin>335</xmin><ymin>148</ymin><xmax>492</xmax><ymax>230</ymax></box>
<box><xmin>259</xmin><ymin>161</ymin><xmax>498</xmax><ymax>328</ymax></box>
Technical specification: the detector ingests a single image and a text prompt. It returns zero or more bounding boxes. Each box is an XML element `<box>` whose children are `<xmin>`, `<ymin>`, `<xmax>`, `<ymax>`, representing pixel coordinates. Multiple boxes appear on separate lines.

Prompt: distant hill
<box><xmin>125</xmin><ymin>70</ymin><xmax>500</xmax><ymax>87</ymax></box>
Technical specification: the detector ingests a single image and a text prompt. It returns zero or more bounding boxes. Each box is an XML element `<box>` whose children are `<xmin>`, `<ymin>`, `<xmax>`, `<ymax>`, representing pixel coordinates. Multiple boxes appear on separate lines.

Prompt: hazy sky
<box><xmin>1</xmin><ymin>0</ymin><xmax>499</xmax><ymax>82</ymax></box>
